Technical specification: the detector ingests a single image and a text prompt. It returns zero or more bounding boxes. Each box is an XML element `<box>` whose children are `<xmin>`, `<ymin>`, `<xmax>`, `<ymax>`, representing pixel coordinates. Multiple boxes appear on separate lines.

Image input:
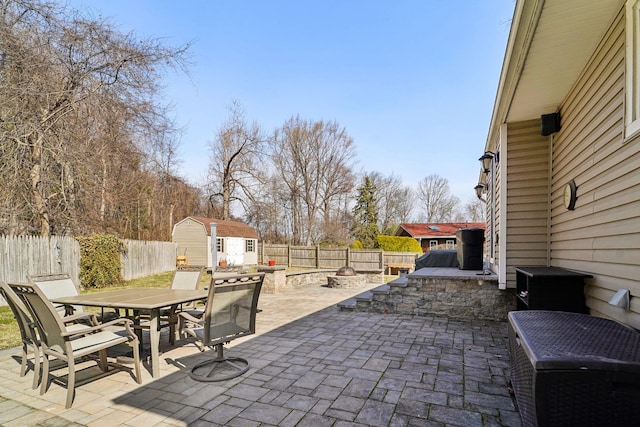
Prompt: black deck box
<box><xmin>508</xmin><ymin>311</ymin><xmax>640</xmax><ymax>426</ymax></box>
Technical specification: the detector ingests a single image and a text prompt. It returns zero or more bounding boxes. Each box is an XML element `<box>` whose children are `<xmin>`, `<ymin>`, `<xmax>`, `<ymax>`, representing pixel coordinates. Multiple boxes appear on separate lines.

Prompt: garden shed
<box><xmin>171</xmin><ymin>216</ymin><xmax>258</xmax><ymax>269</ymax></box>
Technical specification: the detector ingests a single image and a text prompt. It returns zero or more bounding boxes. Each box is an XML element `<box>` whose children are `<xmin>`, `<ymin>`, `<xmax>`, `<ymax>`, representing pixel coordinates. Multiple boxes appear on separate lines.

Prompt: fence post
<box><xmin>316</xmin><ymin>245</ymin><xmax>320</xmax><ymax>268</ymax></box>
<box><xmin>346</xmin><ymin>247</ymin><xmax>350</xmax><ymax>267</ymax></box>
<box><xmin>287</xmin><ymin>244</ymin><xmax>292</xmax><ymax>267</ymax></box>
<box><xmin>380</xmin><ymin>250</ymin><xmax>385</xmax><ymax>272</ymax></box>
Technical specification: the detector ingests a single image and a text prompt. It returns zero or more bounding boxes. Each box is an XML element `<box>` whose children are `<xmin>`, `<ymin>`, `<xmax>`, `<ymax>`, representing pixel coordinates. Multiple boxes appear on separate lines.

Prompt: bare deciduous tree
<box><xmin>416</xmin><ymin>174</ymin><xmax>460</xmax><ymax>222</ymax></box>
<box><xmin>244</xmin><ymin>175</ymin><xmax>290</xmax><ymax>243</ymax></box>
<box><xmin>463</xmin><ymin>198</ymin><xmax>486</xmax><ymax>222</ymax></box>
<box><xmin>368</xmin><ymin>172</ymin><xmax>414</xmax><ymax>234</ymax></box>
<box><xmin>271</xmin><ymin>116</ymin><xmax>356</xmax><ymax>245</ymax></box>
<box><xmin>0</xmin><ymin>0</ymin><xmax>195</xmax><ymax>238</ymax></box>
<box><xmin>207</xmin><ymin>101</ymin><xmax>264</xmax><ymax>221</ymax></box>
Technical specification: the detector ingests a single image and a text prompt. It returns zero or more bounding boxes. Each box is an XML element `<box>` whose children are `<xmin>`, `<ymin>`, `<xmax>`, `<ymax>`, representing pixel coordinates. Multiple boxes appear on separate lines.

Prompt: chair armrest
<box><xmin>178</xmin><ymin>311</ymin><xmax>203</xmax><ymax>324</ymax></box>
<box><xmin>62</xmin><ymin>317</ymin><xmax>136</xmax><ymax>339</ymax></box>
<box><xmin>63</xmin><ymin>312</ymin><xmax>99</xmax><ymax>326</ymax></box>
<box><xmin>98</xmin><ymin>317</ymin><xmax>134</xmax><ymax>329</ymax></box>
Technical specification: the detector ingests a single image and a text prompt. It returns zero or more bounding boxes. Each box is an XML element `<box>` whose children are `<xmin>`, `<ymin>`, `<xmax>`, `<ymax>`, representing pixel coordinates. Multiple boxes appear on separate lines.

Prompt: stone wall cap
<box><xmin>257</xmin><ymin>266</ymin><xmax>287</xmax><ymax>272</ymax></box>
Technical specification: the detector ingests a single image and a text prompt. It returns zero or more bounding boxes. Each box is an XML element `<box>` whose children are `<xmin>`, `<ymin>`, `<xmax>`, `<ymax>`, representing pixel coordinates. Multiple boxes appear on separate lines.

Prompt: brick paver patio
<box><xmin>0</xmin><ymin>283</ymin><xmax>522</xmax><ymax>426</ymax></box>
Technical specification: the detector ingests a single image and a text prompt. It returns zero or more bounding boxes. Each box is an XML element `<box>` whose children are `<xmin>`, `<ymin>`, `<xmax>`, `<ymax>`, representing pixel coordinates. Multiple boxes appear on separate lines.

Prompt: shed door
<box><xmin>226</xmin><ymin>237</ymin><xmax>244</xmax><ymax>265</ymax></box>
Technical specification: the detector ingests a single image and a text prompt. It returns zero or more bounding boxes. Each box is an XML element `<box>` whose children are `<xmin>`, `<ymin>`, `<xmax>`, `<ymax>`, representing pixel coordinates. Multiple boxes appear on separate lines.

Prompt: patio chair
<box><xmin>0</xmin><ymin>282</ymin><xmax>41</xmax><ymax>389</ymax></box>
<box><xmin>27</xmin><ymin>273</ymin><xmax>119</xmax><ymax>322</ymax></box>
<box><xmin>169</xmin><ymin>265</ymin><xmax>204</xmax><ymax>310</ymax></box>
<box><xmin>167</xmin><ymin>265</ymin><xmax>205</xmax><ymax>337</ymax></box>
<box><xmin>171</xmin><ymin>265</ymin><xmax>205</xmax><ymax>291</ymax></box>
<box><xmin>0</xmin><ymin>282</ymin><xmax>95</xmax><ymax>390</ymax></box>
<box><xmin>8</xmin><ymin>282</ymin><xmax>142</xmax><ymax>409</ymax></box>
<box><xmin>179</xmin><ymin>273</ymin><xmax>264</xmax><ymax>382</ymax></box>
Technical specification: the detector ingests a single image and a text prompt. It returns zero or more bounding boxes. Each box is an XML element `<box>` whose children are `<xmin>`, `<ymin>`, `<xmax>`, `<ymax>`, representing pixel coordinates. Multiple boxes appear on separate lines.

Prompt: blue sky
<box><xmin>66</xmin><ymin>1</ymin><xmax>515</xmax><ymax>204</ymax></box>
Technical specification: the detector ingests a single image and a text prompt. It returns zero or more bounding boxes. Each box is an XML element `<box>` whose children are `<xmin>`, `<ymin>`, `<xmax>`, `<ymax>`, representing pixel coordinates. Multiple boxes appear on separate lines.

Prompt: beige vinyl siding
<box><xmin>172</xmin><ymin>219</ymin><xmax>209</xmax><ymax>267</ymax></box>
<box><xmin>487</xmin><ymin>134</ymin><xmax>500</xmax><ymax>266</ymax></box>
<box><xmin>504</xmin><ymin>120</ymin><xmax>550</xmax><ymax>288</ymax></box>
<box><xmin>551</xmin><ymin>10</ymin><xmax>640</xmax><ymax>328</ymax></box>
<box><xmin>493</xmin><ymin>136</ymin><xmax>501</xmax><ymax>264</ymax></box>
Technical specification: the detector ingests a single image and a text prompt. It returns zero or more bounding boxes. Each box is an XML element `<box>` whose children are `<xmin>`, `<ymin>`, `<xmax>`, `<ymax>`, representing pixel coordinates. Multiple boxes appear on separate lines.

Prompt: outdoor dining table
<box><xmin>50</xmin><ymin>288</ymin><xmax>207</xmax><ymax>378</ymax></box>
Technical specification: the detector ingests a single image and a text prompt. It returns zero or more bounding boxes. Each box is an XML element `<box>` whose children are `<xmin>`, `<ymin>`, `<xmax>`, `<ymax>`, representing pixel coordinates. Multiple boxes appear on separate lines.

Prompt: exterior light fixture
<box><xmin>479</xmin><ymin>152</ymin><xmax>494</xmax><ymax>173</ymax></box>
<box><xmin>473</xmin><ymin>183</ymin><xmax>484</xmax><ymax>199</ymax></box>
<box><xmin>474</xmin><ymin>184</ymin><xmax>485</xmax><ymax>200</ymax></box>
<box><xmin>609</xmin><ymin>289</ymin><xmax>631</xmax><ymax>310</ymax></box>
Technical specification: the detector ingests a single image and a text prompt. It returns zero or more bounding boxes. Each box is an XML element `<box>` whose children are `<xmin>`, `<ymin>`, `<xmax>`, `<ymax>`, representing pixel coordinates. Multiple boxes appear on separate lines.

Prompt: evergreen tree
<box><xmin>351</xmin><ymin>176</ymin><xmax>380</xmax><ymax>248</ymax></box>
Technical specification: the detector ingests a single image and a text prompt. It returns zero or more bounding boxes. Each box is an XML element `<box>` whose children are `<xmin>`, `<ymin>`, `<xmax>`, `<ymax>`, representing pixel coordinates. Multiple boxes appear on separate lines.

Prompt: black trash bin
<box><xmin>456</xmin><ymin>227</ymin><xmax>484</xmax><ymax>270</ymax></box>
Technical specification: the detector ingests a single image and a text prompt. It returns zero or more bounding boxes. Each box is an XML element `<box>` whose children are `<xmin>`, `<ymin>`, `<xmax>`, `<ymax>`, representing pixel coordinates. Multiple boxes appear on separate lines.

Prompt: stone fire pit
<box><xmin>327</xmin><ymin>266</ymin><xmax>368</xmax><ymax>288</ymax></box>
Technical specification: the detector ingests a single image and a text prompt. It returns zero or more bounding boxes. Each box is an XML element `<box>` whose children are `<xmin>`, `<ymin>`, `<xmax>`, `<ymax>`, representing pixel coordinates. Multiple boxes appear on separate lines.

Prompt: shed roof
<box><xmin>180</xmin><ymin>216</ymin><xmax>258</xmax><ymax>239</ymax></box>
<box><xmin>395</xmin><ymin>222</ymin><xmax>486</xmax><ymax>239</ymax></box>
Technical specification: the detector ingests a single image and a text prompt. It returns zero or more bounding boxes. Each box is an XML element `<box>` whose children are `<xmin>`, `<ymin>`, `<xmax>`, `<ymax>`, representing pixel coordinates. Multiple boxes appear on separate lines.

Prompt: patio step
<box><xmin>336</xmin><ymin>275</ymin><xmax>415</xmax><ymax>313</ymax></box>
<box><xmin>337</xmin><ymin>284</ymin><xmax>393</xmax><ymax>313</ymax></box>
<box><xmin>337</xmin><ymin>269</ymin><xmax>508</xmax><ymax>320</ymax></box>
<box><xmin>388</xmin><ymin>276</ymin><xmax>409</xmax><ymax>287</ymax></box>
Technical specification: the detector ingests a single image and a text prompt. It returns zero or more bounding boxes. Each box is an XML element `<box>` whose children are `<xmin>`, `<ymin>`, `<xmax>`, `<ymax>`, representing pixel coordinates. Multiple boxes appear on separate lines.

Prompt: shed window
<box><xmin>216</xmin><ymin>238</ymin><xmax>224</xmax><ymax>252</ymax></box>
<box><xmin>446</xmin><ymin>240</ymin><xmax>455</xmax><ymax>249</ymax></box>
<box><xmin>429</xmin><ymin>240</ymin><xmax>438</xmax><ymax>250</ymax></box>
<box><xmin>246</xmin><ymin>239</ymin><xmax>255</xmax><ymax>253</ymax></box>
<box><xmin>626</xmin><ymin>0</ymin><xmax>640</xmax><ymax>137</ymax></box>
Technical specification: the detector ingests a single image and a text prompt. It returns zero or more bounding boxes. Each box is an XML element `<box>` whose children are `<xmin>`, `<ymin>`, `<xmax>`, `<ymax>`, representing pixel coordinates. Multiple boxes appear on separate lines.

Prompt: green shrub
<box><xmin>77</xmin><ymin>234</ymin><xmax>126</xmax><ymax>288</ymax></box>
<box><xmin>376</xmin><ymin>235</ymin><xmax>422</xmax><ymax>252</ymax></box>
<box><xmin>350</xmin><ymin>240</ymin><xmax>364</xmax><ymax>249</ymax></box>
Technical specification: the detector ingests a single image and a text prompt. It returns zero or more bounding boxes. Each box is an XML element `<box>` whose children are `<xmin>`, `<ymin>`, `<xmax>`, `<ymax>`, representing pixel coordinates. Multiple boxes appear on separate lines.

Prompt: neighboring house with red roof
<box><xmin>395</xmin><ymin>222</ymin><xmax>486</xmax><ymax>253</ymax></box>
<box><xmin>172</xmin><ymin>216</ymin><xmax>258</xmax><ymax>268</ymax></box>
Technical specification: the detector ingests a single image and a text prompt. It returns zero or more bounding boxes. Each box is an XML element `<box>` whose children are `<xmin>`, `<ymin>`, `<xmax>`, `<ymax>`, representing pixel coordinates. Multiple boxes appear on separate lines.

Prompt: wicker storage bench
<box><xmin>508</xmin><ymin>310</ymin><xmax>640</xmax><ymax>426</ymax></box>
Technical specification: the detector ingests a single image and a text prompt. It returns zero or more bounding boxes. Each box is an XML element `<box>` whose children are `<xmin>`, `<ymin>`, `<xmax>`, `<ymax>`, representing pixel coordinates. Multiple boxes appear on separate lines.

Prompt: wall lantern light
<box><xmin>474</xmin><ymin>184</ymin><xmax>485</xmax><ymax>200</ymax></box>
<box><xmin>479</xmin><ymin>152</ymin><xmax>495</xmax><ymax>173</ymax></box>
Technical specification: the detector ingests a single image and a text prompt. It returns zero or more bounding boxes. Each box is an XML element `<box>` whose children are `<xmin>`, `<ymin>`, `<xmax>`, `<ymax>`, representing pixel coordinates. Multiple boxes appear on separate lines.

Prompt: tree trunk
<box><xmin>100</xmin><ymin>155</ymin><xmax>107</xmax><ymax>224</ymax></box>
<box><xmin>222</xmin><ymin>163</ymin><xmax>232</xmax><ymax>220</ymax></box>
<box><xmin>168</xmin><ymin>203</ymin><xmax>175</xmax><ymax>240</ymax></box>
<box><xmin>30</xmin><ymin>134</ymin><xmax>50</xmax><ymax>236</ymax></box>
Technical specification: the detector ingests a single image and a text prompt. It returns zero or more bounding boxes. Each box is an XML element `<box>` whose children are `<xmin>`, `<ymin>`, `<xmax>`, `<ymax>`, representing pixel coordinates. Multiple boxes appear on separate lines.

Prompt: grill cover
<box><xmin>415</xmin><ymin>249</ymin><xmax>458</xmax><ymax>269</ymax></box>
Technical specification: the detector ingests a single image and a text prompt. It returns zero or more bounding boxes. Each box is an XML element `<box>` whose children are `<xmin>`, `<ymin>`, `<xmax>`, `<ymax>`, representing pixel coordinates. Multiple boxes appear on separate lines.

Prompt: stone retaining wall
<box><xmin>257</xmin><ymin>267</ymin><xmax>384</xmax><ymax>293</ymax></box>
<box><xmin>377</xmin><ymin>274</ymin><xmax>516</xmax><ymax>321</ymax></box>
<box><xmin>327</xmin><ymin>274</ymin><xmax>368</xmax><ymax>288</ymax></box>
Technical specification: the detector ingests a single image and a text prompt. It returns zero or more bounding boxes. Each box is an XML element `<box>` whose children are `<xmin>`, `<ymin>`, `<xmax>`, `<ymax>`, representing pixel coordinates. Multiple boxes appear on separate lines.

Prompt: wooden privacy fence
<box><xmin>259</xmin><ymin>243</ymin><xmax>419</xmax><ymax>271</ymax></box>
<box><xmin>120</xmin><ymin>239</ymin><xmax>177</xmax><ymax>281</ymax></box>
<box><xmin>1</xmin><ymin>234</ymin><xmax>420</xmax><ymax>290</ymax></box>
<box><xmin>0</xmin><ymin>234</ymin><xmax>80</xmax><ymax>283</ymax></box>
<box><xmin>0</xmin><ymin>234</ymin><xmax>177</xmax><ymax>285</ymax></box>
